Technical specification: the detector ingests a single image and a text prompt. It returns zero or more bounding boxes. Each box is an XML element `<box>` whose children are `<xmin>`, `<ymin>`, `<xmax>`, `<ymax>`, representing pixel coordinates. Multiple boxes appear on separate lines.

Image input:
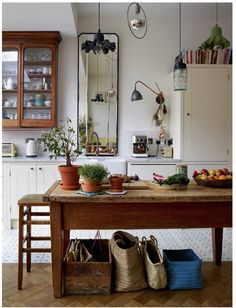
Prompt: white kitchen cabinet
<box><xmin>170</xmin><ymin>65</ymin><xmax>232</xmax><ymax>167</ymax></box>
<box><xmin>10</xmin><ymin>164</ymin><xmax>37</xmax><ymax>219</ymax></box>
<box><xmin>7</xmin><ymin>163</ymin><xmax>60</xmax><ymax>223</ymax></box>
<box><xmin>127</xmin><ymin>163</ymin><xmax>176</xmax><ymax>180</ymax></box>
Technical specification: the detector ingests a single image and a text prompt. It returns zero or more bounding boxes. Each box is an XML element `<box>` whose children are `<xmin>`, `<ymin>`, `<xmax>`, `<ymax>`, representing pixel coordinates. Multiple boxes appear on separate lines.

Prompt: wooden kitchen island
<box><xmin>43</xmin><ymin>181</ymin><xmax>232</xmax><ymax>298</ymax></box>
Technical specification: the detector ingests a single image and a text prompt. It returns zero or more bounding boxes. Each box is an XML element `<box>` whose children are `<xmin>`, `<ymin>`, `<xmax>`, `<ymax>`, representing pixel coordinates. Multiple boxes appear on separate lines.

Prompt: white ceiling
<box><xmin>2</xmin><ymin>3</ymin><xmax>77</xmax><ymax>37</ymax></box>
<box><xmin>2</xmin><ymin>2</ymin><xmax>232</xmax><ymax>37</ymax></box>
<box><xmin>76</xmin><ymin>2</ymin><xmax>232</xmax><ymax>20</ymax></box>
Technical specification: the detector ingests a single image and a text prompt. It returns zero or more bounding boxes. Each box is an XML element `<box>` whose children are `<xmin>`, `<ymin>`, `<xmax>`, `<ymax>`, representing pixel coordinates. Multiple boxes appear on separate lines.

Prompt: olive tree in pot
<box><xmin>41</xmin><ymin>118</ymin><xmax>80</xmax><ymax>190</ymax></box>
<box><xmin>79</xmin><ymin>164</ymin><xmax>109</xmax><ymax>193</ymax></box>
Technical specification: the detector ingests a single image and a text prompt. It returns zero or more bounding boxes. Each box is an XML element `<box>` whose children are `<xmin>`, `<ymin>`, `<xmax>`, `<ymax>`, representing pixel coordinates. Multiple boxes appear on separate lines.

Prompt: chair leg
<box><xmin>18</xmin><ymin>205</ymin><xmax>24</xmax><ymax>290</ymax></box>
<box><xmin>26</xmin><ymin>206</ymin><xmax>31</xmax><ymax>272</ymax></box>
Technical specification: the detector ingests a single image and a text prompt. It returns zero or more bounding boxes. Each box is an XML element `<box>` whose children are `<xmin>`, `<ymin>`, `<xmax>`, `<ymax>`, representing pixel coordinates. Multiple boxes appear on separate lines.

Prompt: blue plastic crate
<box><xmin>163</xmin><ymin>249</ymin><xmax>203</xmax><ymax>290</ymax></box>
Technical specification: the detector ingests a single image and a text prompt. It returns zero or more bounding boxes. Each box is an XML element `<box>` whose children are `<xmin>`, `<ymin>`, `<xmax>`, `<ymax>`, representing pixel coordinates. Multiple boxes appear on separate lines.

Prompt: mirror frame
<box><xmin>77</xmin><ymin>32</ymin><xmax>119</xmax><ymax>156</ymax></box>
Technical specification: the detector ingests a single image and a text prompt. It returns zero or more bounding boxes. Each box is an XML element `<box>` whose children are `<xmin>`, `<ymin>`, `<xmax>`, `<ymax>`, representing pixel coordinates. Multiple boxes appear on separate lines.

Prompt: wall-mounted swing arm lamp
<box><xmin>131</xmin><ymin>80</ymin><xmax>164</xmax><ymax>104</ymax></box>
<box><xmin>131</xmin><ymin>81</ymin><xmax>167</xmax><ymax>126</ymax></box>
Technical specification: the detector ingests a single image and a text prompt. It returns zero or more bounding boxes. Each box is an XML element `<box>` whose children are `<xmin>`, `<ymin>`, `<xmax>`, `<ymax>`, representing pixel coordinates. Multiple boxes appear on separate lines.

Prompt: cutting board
<box><xmin>102</xmin><ymin>180</ymin><xmax>150</xmax><ymax>190</ymax></box>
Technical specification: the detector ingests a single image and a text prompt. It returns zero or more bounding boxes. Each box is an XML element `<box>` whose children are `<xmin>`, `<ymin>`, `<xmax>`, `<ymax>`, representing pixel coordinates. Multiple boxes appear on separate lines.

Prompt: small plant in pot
<box><xmin>79</xmin><ymin>164</ymin><xmax>109</xmax><ymax>193</ymax></box>
<box><xmin>109</xmin><ymin>174</ymin><xmax>125</xmax><ymax>192</ymax></box>
<box><xmin>41</xmin><ymin>118</ymin><xmax>80</xmax><ymax>190</ymax></box>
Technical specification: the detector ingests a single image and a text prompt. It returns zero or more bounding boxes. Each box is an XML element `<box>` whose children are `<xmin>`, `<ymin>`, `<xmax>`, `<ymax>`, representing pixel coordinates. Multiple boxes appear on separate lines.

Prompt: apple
<box><xmin>201</xmin><ymin>169</ymin><xmax>209</xmax><ymax>175</ymax></box>
<box><xmin>226</xmin><ymin>175</ymin><xmax>232</xmax><ymax>179</ymax></box>
<box><xmin>215</xmin><ymin>169</ymin><xmax>224</xmax><ymax>177</ymax></box>
<box><xmin>222</xmin><ymin>168</ymin><xmax>229</xmax><ymax>175</ymax></box>
<box><xmin>195</xmin><ymin>174</ymin><xmax>202</xmax><ymax>180</ymax></box>
<box><xmin>201</xmin><ymin>174</ymin><xmax>208</xmax><ymax>180</ymax></box>
<box><xmin>193</xmin><ymin>170</ymin><xmax>199</xmax><ymax>178</ymax></box>
<box><xmin>214</xmin><ymin>176</ymin><xmax>220</xmax><ymax>180</ymax></box>
<box><xmin>208</xmin><ymin>175</ymin><xmax>215</xmax><ymax>180</ymax></box>
<box><xmin>209</xmin><ymin>169</ymin><xmax>216</xmax><ymax>176</ymax></box>
<box><xmin>219</xmin><ymin>175</ymin><xmax>227</xmax><ymax>180</ymax></box>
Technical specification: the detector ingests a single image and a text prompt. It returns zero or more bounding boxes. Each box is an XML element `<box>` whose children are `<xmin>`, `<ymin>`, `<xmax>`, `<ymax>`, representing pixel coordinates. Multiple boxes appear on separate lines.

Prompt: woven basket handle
<box><xmin>150</xmin><ymin>235</ymin><xmax>158</xmax><ymax>246</ymax></box>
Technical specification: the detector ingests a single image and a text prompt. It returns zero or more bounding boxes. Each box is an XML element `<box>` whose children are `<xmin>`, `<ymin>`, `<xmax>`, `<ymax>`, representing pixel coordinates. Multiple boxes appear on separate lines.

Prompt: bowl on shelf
<box><xmin>193</xmin><ymin>177</ymin><xmax>232</xmax><ymax>188</ymax></box>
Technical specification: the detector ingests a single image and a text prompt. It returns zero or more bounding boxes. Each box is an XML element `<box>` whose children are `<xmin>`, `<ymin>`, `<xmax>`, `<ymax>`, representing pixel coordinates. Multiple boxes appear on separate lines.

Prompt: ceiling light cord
<box><xmin>98</xmin><ymin>3</ymin><xmax>101</xmax><ymax>30</ymax></box>
<box><xmin>179</xmin><ymin>3</ymin><xmax>181</xmax><ymax>55</ymax></box>
<box><xmin>216</xmin><ymin>3</ymin><xmax>218</xmax><ymax>25</ymax></box>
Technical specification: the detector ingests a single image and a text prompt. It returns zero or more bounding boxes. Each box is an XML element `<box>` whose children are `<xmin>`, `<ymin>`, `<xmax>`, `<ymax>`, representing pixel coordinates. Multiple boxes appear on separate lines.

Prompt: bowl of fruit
<box><xmin>193</xmin><ymin>168</ymin><xmax>232</xmax><ymax>188</ymax></box>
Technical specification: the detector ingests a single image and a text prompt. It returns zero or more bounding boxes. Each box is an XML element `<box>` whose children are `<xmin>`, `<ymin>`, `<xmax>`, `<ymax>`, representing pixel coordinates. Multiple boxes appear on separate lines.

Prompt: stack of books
<box><xmin>182</xmin><ymin>48</ymin><xmax>232</xmax><ymax>65</ymax></box>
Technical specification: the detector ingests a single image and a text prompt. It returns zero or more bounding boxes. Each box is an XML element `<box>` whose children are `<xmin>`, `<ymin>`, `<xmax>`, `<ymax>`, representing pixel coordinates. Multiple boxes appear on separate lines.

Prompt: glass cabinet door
<box><xmin>22</xmin><ymin>47</ymin><xmax>53</xmax><ymax>123</ymax></box>
<box><xmin>2</xmin><ymin>47</ymin><xmax>20</xmax><ymax>126</ymax></box>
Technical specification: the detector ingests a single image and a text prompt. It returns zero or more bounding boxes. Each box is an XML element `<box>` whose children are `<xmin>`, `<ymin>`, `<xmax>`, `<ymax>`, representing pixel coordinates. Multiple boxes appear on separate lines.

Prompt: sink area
<box><xmin>74</xmin><ymin>157</ymin><xmax>126</xmax><ymax>174</ymax></box>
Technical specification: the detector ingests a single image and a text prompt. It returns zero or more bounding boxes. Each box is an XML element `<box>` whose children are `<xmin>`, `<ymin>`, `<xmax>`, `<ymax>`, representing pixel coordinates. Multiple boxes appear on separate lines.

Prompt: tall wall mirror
<box><xmin>78</xmin><ymin>33</ymin><xmax>119</xmax><ymax>156</ymax></box>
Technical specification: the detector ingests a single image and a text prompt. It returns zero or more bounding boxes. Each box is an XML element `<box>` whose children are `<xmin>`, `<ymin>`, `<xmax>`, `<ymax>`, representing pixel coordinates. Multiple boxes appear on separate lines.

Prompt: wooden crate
<box><xmin>63</xmin><ymin>239</ymin><xmax>112</xmax><ymax>295</ymax></box>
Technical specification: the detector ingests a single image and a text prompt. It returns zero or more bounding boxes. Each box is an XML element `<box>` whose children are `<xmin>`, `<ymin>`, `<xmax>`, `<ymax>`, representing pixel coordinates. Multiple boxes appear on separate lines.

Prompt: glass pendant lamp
<box><xmin>174</xmin><ymin>3</ymin><xmax>187</xmax><ymax>91</ymax></box>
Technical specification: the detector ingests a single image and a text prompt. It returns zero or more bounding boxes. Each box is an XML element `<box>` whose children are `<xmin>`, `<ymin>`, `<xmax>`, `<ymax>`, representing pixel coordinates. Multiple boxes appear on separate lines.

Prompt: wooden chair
<box><xmin>18</xmin><ymin>194</ymin><xmax>51</xmax><ymax>290</ymax></box>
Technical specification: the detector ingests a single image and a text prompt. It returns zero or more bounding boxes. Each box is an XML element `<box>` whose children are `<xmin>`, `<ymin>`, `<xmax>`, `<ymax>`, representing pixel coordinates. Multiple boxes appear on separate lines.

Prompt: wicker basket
<box><xmin>163</xmin><ymin>249</ymin><xmax>203</xmax><ymax>290</ymax></box>
<box><xmin>193</xmin><ymin>177</ymin><xmax>232</xmax><ymax>188</ymax></box>
<box><xmin>110</xmin><ymin>231</ymin><xmax>148</xmax><ymax>292</ymax></box>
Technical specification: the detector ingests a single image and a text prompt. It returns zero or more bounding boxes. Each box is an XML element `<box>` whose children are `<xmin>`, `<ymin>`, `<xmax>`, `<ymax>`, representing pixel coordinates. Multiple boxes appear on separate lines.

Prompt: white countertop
<box><xmin>2</xmin><ymin>155</ymin><xmax>181</xmax><ymax>164</ymax></box>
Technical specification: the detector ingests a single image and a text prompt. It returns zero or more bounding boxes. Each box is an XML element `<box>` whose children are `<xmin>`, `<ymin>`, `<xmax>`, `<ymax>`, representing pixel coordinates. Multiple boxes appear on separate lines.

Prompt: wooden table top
<box><xmin>44</xmin><ymin>180</ymin><xmax>232</xmax><ymax>203</ymax></box>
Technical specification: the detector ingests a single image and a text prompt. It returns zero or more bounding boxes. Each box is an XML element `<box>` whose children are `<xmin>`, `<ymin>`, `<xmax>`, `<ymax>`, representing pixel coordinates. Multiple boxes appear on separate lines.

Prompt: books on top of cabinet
<box><xmin>182</xmin><ymin>48</ymin><xmax>232</xmax><ymax>65</ymax></box>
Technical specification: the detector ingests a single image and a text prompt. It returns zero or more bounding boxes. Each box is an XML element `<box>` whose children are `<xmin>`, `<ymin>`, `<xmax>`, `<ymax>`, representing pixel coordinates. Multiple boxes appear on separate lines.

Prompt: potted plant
<box><xmin>41</xmin><ymin>118</ymin><xmax>80</xmax><ymax>190</ymax></box>
<box><xmin>109</xmin><ymin>175</ymin><xmax>125</xmax><ymax>192</ymax></box>
<box><xmin>79</xmin><ymin>164</ymin><xmax>109</xmax><ymax>193</ymax></box>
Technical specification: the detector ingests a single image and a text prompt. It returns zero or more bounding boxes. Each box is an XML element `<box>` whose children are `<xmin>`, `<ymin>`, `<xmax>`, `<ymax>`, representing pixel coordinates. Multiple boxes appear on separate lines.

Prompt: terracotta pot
<box><xmin>109</xmin><ymin>175</ymin><xmax>124</xmax><ymax>192</ymax></box>
<box><xmin>81</xmin><ymin>179</ymin><xmax>102</xmax><ymax>193</ymax></box>
<box><xmin>59</xmin><ymin>165</ymin><xmax>80</xmax><ymax>190</ymax></box>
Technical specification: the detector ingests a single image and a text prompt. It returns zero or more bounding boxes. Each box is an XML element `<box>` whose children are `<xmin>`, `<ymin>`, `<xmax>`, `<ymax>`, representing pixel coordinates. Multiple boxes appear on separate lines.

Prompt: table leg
<box><xmin>63</xmin><ymin>230</ymin><xmax>70</xmax><ymax>255</ymax></box>
<box><xmin>50</xmin><ymin>202</ymin><xmax>62</xmax><ymax>298</ymax></box>
<box><xmin>212</xmin><ymin>227</ymin><xmax>223</xmax><ymax>266</ymax></box>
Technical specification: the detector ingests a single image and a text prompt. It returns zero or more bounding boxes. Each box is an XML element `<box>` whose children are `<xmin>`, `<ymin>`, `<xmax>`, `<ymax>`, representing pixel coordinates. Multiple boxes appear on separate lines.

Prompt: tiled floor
<box><xmin>2</xmin><ymin>227</ymin><xmax>232</xmax><ymax>263</ymax></box>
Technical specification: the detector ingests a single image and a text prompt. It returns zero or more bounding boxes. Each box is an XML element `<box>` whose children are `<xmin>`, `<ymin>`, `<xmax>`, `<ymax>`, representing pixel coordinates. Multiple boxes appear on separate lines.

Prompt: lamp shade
<box><xmin>174</xmin><ymin>58</ymin><xmax>187</xmax><ymax>91</ymax></box>
<box><xmin>131</xmin><ymin>89</ymin><xmax>143</xmax><ymax>101</ymax></box>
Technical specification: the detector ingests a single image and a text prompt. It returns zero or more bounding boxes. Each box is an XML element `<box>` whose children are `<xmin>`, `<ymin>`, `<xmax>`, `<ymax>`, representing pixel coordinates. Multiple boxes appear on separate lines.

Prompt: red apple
<box><xmin>193</xmin><ymin>170</ymin><xmax>199</xmax><ymax>178</ymax></box>
<box><xmin>201</xmin><ymin>169</ymin><xmax>209</xmax><ymax>175</ymax></box>
<box><xmin>216</xmin><ymin>169</ymin><xmax>224</xmax><ymax>176</ymax></box>
<box><xmin>222</xmin><ymin>168</ymin><xmax>229</xmax><ymax>175</ymax></box>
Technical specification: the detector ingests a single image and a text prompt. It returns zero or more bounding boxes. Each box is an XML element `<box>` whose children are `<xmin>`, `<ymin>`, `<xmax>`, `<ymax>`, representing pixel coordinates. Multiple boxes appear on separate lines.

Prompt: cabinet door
<box><xmin>10</xmin><ymin>164</ymin><xmax>37</xmax><ymax>219</ymax></box>
<box><xmin>36</xmin><ymin>164</ymin><xmax>60</xmax><ymax>193</ymax></box>
<box><xmin>36</xmin><ymin>164</ymin><xmax>60</xmax><ymax>216</ymax></box>
<box><xmin>127</xmin><ymin>164</ymin><xmax>176</xmax><ymax>180</ymax></box>
<box><xmin>21</xmin><ymin>45</ymin><xmax>57</xmax><ymax>128</ymax></box>
<box><xmin>2</xmin><ymin>164</ymin><xmax>11</xmax><ymax>230</ymax></box>
<box><xmin>183</xmin><ymin>67</ymin><xmax>230</xmax><ymax>162</ymax></box>
<box><xmin>2</xmin><ymin>44</ymin><xmax>21</xmax><ymax>127</ymax></box>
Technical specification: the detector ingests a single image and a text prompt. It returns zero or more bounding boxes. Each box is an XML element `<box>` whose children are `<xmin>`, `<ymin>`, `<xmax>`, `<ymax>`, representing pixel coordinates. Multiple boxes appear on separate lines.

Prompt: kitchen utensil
<box><xmin>25</xmin><ymin>138</ymin><xmax>38</xmax><ymax>157</ymax></box>
<box><xmin>35</xmin><ymin>94</ymin><xmax>44</xmax><ymax>106</ymax></box>
<box><xmin>4</xmin><ymin>101</ymin><xmax>10</xmax><ymax>107</ymax></box>
<box><xmin>44</xmin><ymin>100</ymin><xmax>51</xmax><ymax>107</ymax></box>
<box><xmin>3</xmin><ymin>77</ymin><xmax>14</xmax><ymax>90</ymax></box>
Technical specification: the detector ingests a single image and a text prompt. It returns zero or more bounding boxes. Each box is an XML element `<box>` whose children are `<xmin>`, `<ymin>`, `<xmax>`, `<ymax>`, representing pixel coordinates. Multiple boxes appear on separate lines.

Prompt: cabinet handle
<box><xmin>39</xmin><ymin>167</ymin><xmax>42</xmax><ymax>170</ymax></box>
<box><xmin>187</xmin><ymin>113</ymin><xmax>190</xmax><ymax>116</ymax></box>
<box><xmin>30</xmin><ymin>167</ymin><xmax>34</xmax><ymax>170</ymax></box>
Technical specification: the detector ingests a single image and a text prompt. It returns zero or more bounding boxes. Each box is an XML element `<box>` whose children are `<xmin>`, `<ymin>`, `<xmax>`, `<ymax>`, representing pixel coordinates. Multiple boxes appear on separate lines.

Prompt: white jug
<box><xmin>5</xmin><ymin>77</ymin><xmax>14</xmax><ymax>90</ymax></box>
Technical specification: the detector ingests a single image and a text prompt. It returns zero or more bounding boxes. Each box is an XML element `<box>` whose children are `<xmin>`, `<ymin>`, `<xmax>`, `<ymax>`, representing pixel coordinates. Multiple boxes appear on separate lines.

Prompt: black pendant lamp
<box><xmin>82</xmin><ymin>3</ymin><xmax>116</xmax><ymax>54</ymax></box>
<box><xmin>174</xmin><ymin>3</ymin><xmax>187</xmax><ymax>91</ymax></box>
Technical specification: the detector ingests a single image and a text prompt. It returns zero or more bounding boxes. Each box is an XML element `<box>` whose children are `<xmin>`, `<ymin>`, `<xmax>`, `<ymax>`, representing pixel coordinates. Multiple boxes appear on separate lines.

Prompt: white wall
<box><xmin>77</xmin><ymin>4</ymin><xmax>232</xmax><ymax>156</ymax></box>
<box><xmin>2</xmin><ymin>3</ymin><xmax>232</xmax><ymax>157</ymax></box>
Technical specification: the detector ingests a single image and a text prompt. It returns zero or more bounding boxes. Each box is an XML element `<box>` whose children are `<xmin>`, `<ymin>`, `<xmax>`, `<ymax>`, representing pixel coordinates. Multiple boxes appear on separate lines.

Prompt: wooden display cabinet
<box><xmin>2</xmin><ymin>32</ymin><xmax>61</xmax><ymax>128</ymax></box>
